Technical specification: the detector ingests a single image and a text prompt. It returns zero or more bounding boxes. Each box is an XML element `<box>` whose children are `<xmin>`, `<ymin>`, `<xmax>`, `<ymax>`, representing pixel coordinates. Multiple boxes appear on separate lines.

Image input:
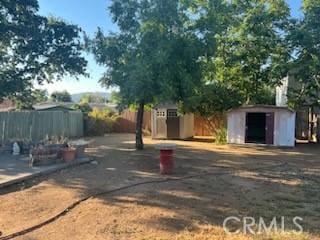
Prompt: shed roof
<box><xmin>154</xmin><ymin>103</ymin><xmax>178</xmax><ymax>109</ymax></box>
<box><xmin>33</xmin><ymin>103</ymin><xmax>73</xmax><ymax>111</ymax></box>
<box><xmin>34</xmin><ymin>102</ymin><xmax>118</xmax><ymax>111</ymax></box>
<box><xmin>229</xmin><ymin>105</ymin><xmax>295</xmax><ymax>113</ymax></box>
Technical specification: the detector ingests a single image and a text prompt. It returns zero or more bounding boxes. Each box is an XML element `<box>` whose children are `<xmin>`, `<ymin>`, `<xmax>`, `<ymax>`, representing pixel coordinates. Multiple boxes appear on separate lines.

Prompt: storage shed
<box><xmin>227</xmin><ymin>105</ymin><xmax>296</xmax><ymax>147</ymax></box>
<box><xmin>151</xmin><ymin>104</ymin><xmax>194</xmax><ymax>140</ymax></box>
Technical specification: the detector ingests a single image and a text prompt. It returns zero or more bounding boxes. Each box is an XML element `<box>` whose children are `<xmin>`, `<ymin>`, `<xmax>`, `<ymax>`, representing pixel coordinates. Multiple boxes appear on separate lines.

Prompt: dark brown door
<box><xmin>266</xmin><ymin>112</ymin><xmax>275</xmax><ymax>145</ymax></box>
<box><xmin>166</xmin><ymin>109</ymin><xmax>180</xmax><ymax>139</ymax></box>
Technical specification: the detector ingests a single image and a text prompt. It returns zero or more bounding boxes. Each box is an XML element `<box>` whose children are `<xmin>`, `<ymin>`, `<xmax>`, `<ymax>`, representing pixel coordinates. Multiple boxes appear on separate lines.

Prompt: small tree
<box><xmin>14</xmin><ymin>89</ymin><xmax>48</xmax><ymax>110</ymax></box>
<box><xmin>186</xmin><ymin>83</ymin><xmax>243</xmax><ymax>117</ymax></box>
<box><xmin>51</xmin><ymin>91</ymin><xmax>72</xmax><ymax>102</ymax></box>
<box><xmin>183</xmin><ymin>82</ymin><xmax>243</xmax><ymax>137</ymax></box>
<box><xmin>90</xmin><ymin>0</ymin><xmax>202</xmax><ymax>149</ymax></box>
<box><xmin>33</xmin><ymin>89</ymin><xmax>49</xmax><ymax>103</ymax></box>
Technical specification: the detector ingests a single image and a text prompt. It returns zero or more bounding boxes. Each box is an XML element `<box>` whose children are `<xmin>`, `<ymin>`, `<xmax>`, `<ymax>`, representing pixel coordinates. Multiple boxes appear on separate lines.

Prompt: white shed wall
<box><xmin>227</xmin><ymin>111</ymin><xmax>246</xmax><ymax>144</ymax></box>
<box><xmin>274</xmin><ymin>111</ymin><xmax>296</xmax><ymax>147</ymax></box>
<box><xmin>227</xmin><ymin>107</ymin><xmax>296</xmax><ymax>147</ymax></box>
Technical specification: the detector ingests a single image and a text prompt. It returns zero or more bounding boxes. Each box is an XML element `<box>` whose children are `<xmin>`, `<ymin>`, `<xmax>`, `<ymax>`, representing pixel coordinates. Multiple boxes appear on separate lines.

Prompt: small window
<box><xmin>156</xmin><ymin>110</ymin><xmax>166</xmax><ymax>118</ymax></box>
<box><xmin>167</xmin><ymin>109</ymin><xmax>178</xmax><ymax>117</ymax></box>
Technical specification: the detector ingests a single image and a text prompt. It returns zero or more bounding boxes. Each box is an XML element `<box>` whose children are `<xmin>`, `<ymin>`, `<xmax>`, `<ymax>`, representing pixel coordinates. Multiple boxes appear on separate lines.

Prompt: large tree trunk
<box><xmin>135</xmin><ymin>101</ymin><xmax>144</xmax><ymax>150</ymax></box>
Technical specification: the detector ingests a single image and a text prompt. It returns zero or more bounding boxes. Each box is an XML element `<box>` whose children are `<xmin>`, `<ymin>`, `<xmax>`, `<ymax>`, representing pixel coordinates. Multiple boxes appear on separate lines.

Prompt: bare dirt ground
<box><xmin>0</xmin><ymin>134</ymin><xmax>319</xmax><ymax>240</ymax></box>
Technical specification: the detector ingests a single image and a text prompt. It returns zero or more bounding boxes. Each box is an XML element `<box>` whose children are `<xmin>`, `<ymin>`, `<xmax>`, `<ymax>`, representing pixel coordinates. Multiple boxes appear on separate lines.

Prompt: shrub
<box><xmin>85</xmin><ymin>108</ymin><xmax>118</xmax><ymax>136</ymax></box>
<box><xmin>72</xmin><ymin>103</ymin><xmax>92</xmax><ymax>114</ymax></box>
<box><xmin>215</xmin><ymin>127</ymin><xmax>227</xmax><ymax>145</ymax></box>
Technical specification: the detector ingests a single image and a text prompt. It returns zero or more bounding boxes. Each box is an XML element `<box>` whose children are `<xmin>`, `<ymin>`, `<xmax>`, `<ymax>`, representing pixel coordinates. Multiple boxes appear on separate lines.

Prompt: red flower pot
<box><xmin>62</xmin><ymin>148</ymin><xmax>76</xmax><ymax>162</ymax></box>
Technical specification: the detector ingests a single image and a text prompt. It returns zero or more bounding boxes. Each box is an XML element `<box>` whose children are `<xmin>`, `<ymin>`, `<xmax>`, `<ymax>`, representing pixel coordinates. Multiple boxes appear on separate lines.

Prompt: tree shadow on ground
<box><xmin>0</xmin><ymin>134</ymin><xmax>319</xmax><ymax>239</ymax></box>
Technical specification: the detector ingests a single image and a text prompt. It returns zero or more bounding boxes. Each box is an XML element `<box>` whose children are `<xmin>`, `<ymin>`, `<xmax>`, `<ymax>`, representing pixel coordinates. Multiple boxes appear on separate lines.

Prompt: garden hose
<box><xmin>0</xmin><ymin>162</ymin><xmax>287</xmax><ymax>240</ymax></box>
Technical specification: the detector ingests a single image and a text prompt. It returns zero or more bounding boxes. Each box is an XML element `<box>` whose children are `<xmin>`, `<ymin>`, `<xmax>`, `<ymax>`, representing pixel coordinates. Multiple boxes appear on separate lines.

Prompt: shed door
<box><xmin>266</xmin><ymin>112</ymin><xmax>275</xmax><ymax>145</ymax></box>
<box><xmin>245</xmin><ymin>112</ymin><xmax>266</xmax><ymax>144</ymax></box>
<box><xmin>156</xmin><ymin>109</ymin><xmax>167</xmax><ymax>139</ymax></box>
<box><xmin>167</xmin><ymin>109</ymin><xmax>180</xmax><ymax>139</ymax></box>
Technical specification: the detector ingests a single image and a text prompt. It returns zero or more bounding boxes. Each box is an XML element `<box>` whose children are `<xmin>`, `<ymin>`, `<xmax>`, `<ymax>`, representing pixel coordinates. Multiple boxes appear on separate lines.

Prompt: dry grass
<box><xmin>0</xmin><ymin>134</ymin><xmax>319</xmax><ymax>239</ymax></box>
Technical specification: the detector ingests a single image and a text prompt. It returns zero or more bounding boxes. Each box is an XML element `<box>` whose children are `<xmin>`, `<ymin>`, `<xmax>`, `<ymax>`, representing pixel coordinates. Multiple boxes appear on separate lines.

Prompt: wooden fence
<box><xmin>113</xmin><ymin>110</ymin><xmax>152</xmax><ymax>134</ymax></box>
<box><xmin>0</xmin><ymin>111</ymin><xmax>84</xmax><ymax>142</ymax></box>
<box><xmin>194</xmin><ymin>114</ymin><xmax>226</xmax><ymax>137</ymax></box>
<box><xmin>113</xmin><ymin>110</ymin><xmax>223</xmax><ymax>137</ymax></box>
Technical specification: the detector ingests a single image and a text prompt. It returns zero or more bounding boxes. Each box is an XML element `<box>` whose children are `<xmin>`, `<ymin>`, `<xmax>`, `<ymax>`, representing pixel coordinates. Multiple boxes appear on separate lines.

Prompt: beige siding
<box><xmin>179</xmin><ymin>113</ymin><xmax>194</xmax><ymax>139</ymax></box>
<box><xmin>151</xmin><ymin>110</ymin><xmax>156</xmax><ymax>138</ymax></box>
<box><xmin>152</xmin><ymin>110</ymin><xmax>194</xmax><ymax>139</ymax></box>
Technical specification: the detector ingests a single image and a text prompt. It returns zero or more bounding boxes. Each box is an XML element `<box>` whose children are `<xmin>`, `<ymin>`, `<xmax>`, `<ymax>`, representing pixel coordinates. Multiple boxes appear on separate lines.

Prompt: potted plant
<box><xmin>30</xmin><ymin>145</ymin><xmax>58</xmax><ymax>166</ymax></box>
<box><xmin>68</xmin><ymin>140</ymin><xmax>90</xmax><ymax>158</ymax></box>
<box><xmin>62</xmin><ymin>146</ymin><xmax>76</xmax><ymax>162</ymax></box>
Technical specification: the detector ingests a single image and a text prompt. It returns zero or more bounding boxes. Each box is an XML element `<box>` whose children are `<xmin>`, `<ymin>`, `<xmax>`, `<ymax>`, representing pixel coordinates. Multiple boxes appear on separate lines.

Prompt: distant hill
<box><xmin>71</xmin><ymin>92</ymin><xmax>111</xmax><ymax>103</ymax></box>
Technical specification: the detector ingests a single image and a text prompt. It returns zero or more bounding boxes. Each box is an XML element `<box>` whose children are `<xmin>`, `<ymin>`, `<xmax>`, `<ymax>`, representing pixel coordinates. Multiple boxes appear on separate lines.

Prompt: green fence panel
<box><xmin>0</xmin><ymin>111</ymin><xmax>84</xmax><ymax>142</ymax></box>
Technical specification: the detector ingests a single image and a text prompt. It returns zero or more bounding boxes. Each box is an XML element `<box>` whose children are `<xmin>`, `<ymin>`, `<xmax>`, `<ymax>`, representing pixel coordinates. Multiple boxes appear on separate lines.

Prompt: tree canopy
<box><xmin>90</xmin><ymin>0</ymin><xmax>202</xmax><ymax>149</ymax></box>
<box><xmin>91</xmin><ymin>0</ymin><xmax>319</xmax><ymax>148</ymax></box>
<box><xmin>287</xmin><ymin>0</ymin><xmax>320</xmax><ymax>107</ymax></box>
<box><xmin>14</xmin><ymin>89</ymin><xmax>49</xmax><ymax>110</ymax></box>
<box><xmin>51</xmin><ymin>91</ymin><xmax>72</xmax><ymax>102</ymax></box>
<box><xmin>0</xmin><ymin>0</ymin><xmax>87</xmax><ymax>100</ymax></box>
<box><xmin>211</xmin><ymin>0</ymin><xmax>290</xmax><ymax>104</ymax></box>
<box><xmin>80</xmin><ymin>94</ymin><xmax>106</xmax><ymax>104</ymax></box>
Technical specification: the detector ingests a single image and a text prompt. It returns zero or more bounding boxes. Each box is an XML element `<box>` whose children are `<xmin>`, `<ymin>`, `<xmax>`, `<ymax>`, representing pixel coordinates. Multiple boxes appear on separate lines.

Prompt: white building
<box><xmin>227</xmin><ymin>105</ymin><xmax>296</xmax><ymax>147</ymax></box>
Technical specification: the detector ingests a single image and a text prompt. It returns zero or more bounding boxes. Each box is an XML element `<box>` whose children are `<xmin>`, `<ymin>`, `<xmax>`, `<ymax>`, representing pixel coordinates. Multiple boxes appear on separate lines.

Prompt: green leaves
<box><xmin>0</xmin><ymin>0</ymin><xmax>87</xmax><ymax>100</ymax></box>
<box><xmin>287</xmin><ymin>0</ymin><xmax>320</xmax><ymax>107</ymax></box>
<box><xmin>14</xmin><ymin>89</ymin><xmax>48</xmax><ymax>110</ymax></box>
<box><xmin>91</xmin><ymin>0</ymin><xmax>319</xmax><ymax>116</ymax></box>
<box><xmin>51</xmin><ymin>91</ymin><xmax>72</xmax><ymax>103</ymax></box>
<box><xmin>184</xmin><ymin>83</ymin><xmax>244</xmax><ymax>116</ymax></box>
<box><xmin>210</xmin><ymin>0</ymin><xmax>290</xmax><ymax>104</ymax></box>
<box><xmin>91</xmin><ymin>0</ymin><xmax>202</xmax><ymax>107</ymax></box>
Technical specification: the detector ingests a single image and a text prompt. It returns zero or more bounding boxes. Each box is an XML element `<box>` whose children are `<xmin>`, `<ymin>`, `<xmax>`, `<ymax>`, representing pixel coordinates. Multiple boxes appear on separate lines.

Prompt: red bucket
<box><xmin>160</xmin><ymin>149</ymin><xmax>174</xmax><ymax>174</ymax></box>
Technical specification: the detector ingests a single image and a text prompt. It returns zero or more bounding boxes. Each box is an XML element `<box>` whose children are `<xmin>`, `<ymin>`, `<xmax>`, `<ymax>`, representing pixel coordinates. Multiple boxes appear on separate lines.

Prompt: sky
<box><xmin>38</xmin><ymin>0</ymin><xmax>303</xmax><ymax>94</ymax></box>
<box><xmin>38</xmin><ymin>0</ymin><xmax>115</xmax><ymax>94</ymax></box>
